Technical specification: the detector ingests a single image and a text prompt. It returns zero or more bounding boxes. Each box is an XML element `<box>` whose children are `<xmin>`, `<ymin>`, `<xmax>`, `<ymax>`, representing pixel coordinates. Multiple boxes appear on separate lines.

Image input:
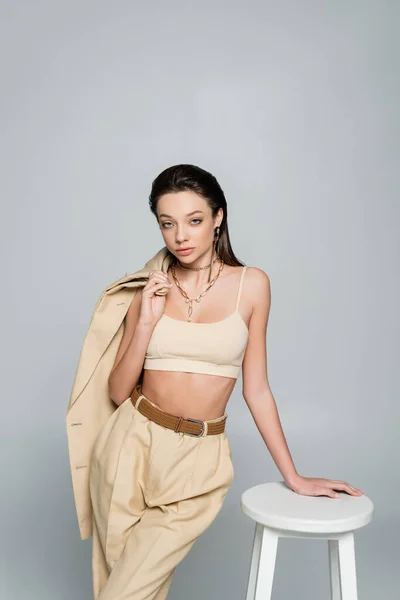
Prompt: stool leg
<box><xmin>254</xmin><ymin>526</ymin><xmax>279</xmax><ymax>600</ymax></box>
<box><xmin>328</xmin><ymin>539</ymin><xmax>341</xmax><ymax>600</ymax></box>
<box><xmin>246</xmin><ymin>523</ymin><xmax>263</xmax><ymax>600</ymax></box>
<box><xmin>338</xmin><ymin>532</ymin><xmax>358</xmax><ymax>600</ymax></box>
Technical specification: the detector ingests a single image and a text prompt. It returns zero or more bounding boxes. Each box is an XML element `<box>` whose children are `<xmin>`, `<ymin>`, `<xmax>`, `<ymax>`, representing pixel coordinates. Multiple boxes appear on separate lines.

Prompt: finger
<box><xmin>312</xmin><ymin>486</ymin><xmax>340</xmax><ymax>499</ymax></box>
<box><xmin>348</xmin><ymin>484</ymin><xmax>364</xmax><ymax>493</ymax></box>
<box><xmin>143</xmin><ymin>281</ymin><xmax>172</xmax><ymax>295</ymax></box>
<box><xmin>329</xmin><ymin>482</ymin><xmax>363</xmax><ymax>495</ymax></box>
<box><xmin>145</xmin><ymin>280</ymin><xmax>172</xmax><ymax>290</ymax></box>
<box><xmin>326</xmin><ymin>480</ymin><xmax>343</xmax><ymax>484</ymax></box>
<box><xmin>145</xmin><ymin>274</ymin><xmax>171</xmax><ymax>287</ymax></box>
<box><xmin>344</xmin><ymin>483</ymin><xmax>364</xmax><ymax>494</ymax></box>
<box><xmin>311</xmin><ymin>486</ymin><xmax>338</xmax><ymax>499</ymax></box>
<box><xmin>148</xmin><ymin>271</ymin><xmax>170</xmax><ymax>280</ymax></box>
<box><xmin>328</xmin><ymin>480</ymin><xmax>362</xmax><ymax>491</ymax></box>
<box><xmin>326</xmin><ymin>489</ymin><xmax>341</xmax><ymax>499</ymax></box>
<box><xmin>151</xmin><ymin>270</ymin><xmax>170</xmax><ymax>279</ymax></box>
<box><xmin>148</xmin><ymin>273</ymin><xmax>171</xmax><ymax>284</ymax></box>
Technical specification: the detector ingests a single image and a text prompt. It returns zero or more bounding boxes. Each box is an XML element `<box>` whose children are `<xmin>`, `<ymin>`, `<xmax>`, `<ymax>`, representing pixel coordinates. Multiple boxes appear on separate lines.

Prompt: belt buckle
<box><xmin>185</xmin><ymin>417</ymin><xmax>205</xmax><ymax>437</ymax></box>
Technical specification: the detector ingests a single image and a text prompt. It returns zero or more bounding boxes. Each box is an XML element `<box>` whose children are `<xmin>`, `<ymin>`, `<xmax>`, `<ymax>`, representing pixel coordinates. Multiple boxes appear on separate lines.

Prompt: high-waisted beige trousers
<box><xmin>89</xmin><ymin>388</ymin><xmax>234</xmax><ymax>600</ymax></box>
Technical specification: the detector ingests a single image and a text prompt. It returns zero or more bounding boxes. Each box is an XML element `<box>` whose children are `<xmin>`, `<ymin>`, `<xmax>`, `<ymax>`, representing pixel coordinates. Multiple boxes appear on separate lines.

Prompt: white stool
<box><xmin>241</xmin><ymin>481</ymin><xmax>374</xmax><ymax>599</ymax></box>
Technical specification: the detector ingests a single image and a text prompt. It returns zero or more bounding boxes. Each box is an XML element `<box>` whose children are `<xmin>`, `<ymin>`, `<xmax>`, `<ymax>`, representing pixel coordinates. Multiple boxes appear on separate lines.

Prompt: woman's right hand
<box><xmin>138</xmin><ymin>270</ymin><xmax>173</xmax><ymax>326</ymax></box>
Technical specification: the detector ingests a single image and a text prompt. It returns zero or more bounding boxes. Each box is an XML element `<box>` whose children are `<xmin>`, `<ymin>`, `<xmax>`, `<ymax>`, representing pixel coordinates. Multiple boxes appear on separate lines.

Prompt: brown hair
<box><xmin>148</xmin><ymin>164</ymin><xmax>244</xmax><ymax>267</ymax></box>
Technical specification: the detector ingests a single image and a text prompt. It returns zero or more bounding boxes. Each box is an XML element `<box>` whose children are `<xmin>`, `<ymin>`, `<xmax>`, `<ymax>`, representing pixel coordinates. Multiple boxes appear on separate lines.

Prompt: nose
<box><xmin>175</xmin><ymin>225</ymin><xmax>189</xmax><ymax>243</ymax></box>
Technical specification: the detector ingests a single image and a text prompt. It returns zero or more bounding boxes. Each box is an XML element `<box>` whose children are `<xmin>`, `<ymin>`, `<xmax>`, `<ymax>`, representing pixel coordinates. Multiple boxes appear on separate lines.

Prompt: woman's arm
<box><xmin>241</xmin><ymin>268</ymin><xmax>363</xmax><ymax>499</ymax></box>
<box><xmin>241</xmin><ymin>268</ymin><xmax>299</xmax><ymax>488</ymax></box>
<box><xmin>108</xmin><ymin>288</ymin><xmax>154</xmax><ymax>405</ymax></box>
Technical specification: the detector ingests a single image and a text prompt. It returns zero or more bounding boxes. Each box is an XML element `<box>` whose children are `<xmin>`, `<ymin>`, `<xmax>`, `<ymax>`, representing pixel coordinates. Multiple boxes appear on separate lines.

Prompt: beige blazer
<box><xmin>66</xmin><ymin>246</ymin><xmax>174</xmax><ymax>540</ymax></box>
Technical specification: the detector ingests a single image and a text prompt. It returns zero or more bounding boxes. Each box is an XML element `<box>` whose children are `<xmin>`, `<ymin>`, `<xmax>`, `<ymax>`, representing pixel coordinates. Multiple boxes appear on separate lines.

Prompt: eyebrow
<box><xmin>159</xmin><ymin>210</ymin><xmax>205</xmax><ymax>218</ymax></box>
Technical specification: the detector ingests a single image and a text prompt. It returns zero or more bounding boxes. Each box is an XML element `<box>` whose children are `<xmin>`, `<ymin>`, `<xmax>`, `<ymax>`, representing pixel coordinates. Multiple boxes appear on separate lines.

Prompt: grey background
<box><xmin>1</xmin><ymin>1</ymin><xmax>398</xmax><ymax>598</ymax></box>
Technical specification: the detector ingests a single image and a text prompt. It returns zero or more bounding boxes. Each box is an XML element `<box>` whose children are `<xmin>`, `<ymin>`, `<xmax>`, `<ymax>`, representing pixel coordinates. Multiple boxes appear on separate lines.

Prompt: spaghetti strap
<box><xmin>235</xmin><ymin>266</ymin><xmax>247</xmax><ymax>311</ymax></box>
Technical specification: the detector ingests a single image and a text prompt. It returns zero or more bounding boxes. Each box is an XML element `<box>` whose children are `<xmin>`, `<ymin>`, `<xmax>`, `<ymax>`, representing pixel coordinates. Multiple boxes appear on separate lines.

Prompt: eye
<box><xmin>161</xmin><ymin>219</ymin><xmax>202</xmax><ymax>229</ymax></box>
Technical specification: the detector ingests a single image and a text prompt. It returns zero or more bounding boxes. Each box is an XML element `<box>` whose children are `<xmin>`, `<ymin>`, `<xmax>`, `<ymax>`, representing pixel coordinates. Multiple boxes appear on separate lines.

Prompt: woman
<box><xmin>89</xmin><ymin>164</ymin><xmax>363</xmax><ymax>599</ymax></box>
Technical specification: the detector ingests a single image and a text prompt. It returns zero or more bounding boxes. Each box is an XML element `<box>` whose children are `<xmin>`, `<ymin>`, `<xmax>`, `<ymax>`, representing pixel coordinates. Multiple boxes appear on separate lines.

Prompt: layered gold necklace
<box><xmin>170</xmin><ymin>258</ymin><xmax>224</xmax><ymax>322</ymax></box>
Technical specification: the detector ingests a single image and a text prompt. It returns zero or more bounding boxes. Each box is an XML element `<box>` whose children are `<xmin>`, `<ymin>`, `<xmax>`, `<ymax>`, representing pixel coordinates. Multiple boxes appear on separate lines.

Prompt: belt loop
<box><xmin>174</xmin><ymin>416</ymin><xmax>184</xmax><ymax>433</ymax></box>
<box><xmin>202</xmin><ymin>421</ymin><xmax>208</xmax><ymax>436</ymax></box>
<box><xmin>135</xmin><ymin>394</ymin><xmax>145</xmax><ymax>410</ymax></box>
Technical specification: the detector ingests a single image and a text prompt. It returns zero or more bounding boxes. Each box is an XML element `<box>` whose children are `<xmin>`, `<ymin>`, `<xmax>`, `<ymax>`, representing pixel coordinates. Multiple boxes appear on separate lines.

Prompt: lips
<box><xmin>177</xmin><ymin>247</ymin><xmax>194</xmax><ymax>252</ymax></box>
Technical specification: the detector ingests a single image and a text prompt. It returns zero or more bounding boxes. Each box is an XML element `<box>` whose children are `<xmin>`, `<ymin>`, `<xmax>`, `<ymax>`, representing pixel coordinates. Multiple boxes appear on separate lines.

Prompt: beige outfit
<box><xmin>66</xmin><ymin>246</ymin><xmax>247</xmax><ymax>599</ymax></box>
<box><xmin>90</xmin><ymin>388</ymin><xmax>234</xmax><ymax>599</ymax></box>
<box><xmin>143</xmin><ymin>265</ymin><xmax>248</xmax><ymax>378</ymax></box>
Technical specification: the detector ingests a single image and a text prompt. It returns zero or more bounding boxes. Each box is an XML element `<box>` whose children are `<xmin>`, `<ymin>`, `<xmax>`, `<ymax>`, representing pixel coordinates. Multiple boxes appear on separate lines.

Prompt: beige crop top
<box><xmin>143</xmin><ymin>266</ymin><xmax>249</xmax><ymax>379</ymax></box>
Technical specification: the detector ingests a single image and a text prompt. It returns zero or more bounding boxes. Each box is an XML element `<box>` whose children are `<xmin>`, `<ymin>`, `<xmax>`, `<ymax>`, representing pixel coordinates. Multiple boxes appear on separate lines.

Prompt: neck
<box><xmin>173</xmin><ymin>247</ymin><xmax>218</xmax><ymax>286</ymax></box>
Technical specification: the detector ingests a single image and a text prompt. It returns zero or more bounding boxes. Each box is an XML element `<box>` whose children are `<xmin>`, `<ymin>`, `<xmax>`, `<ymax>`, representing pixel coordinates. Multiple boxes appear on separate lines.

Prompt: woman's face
<box><xmin>156</xmin><ymin>190</ymin><xmax>222</xmax><ymax>262</ymax></box>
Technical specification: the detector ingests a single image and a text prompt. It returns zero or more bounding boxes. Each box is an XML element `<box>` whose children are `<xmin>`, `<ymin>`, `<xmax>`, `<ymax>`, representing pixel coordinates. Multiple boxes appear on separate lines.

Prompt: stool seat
<box><xmin>241</xmin><ymin>481</ymin><xmax>374</xmax><ymax>534</ymax></box>
<box><xmin>241</xmin><ymin>481</ymin><xmax>374</xmax><ymax>599</ymax></box>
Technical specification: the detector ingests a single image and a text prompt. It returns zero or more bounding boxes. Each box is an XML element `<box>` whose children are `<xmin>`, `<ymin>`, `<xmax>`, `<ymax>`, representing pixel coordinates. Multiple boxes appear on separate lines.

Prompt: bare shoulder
<box><xmin>243</xmin><ymin>266</ymin><xmax>271</xmax><ymax>316</ymax></box>
<box><xmin>244</xmin><ymin>266</ymin><xmax>271</xmax><ymax>294</ymax></box>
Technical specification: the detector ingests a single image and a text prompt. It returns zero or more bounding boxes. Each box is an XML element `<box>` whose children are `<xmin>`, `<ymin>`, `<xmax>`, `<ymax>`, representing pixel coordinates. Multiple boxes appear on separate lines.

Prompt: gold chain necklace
<box><xmin>177</xmin><ymin>255</ymin><xmax>219</xmax><ymax>271</ymax></box>
<box><xmin>171</xmin><ymin>259</ymin><xmax>224</xmax><ymax>322</ymax></box>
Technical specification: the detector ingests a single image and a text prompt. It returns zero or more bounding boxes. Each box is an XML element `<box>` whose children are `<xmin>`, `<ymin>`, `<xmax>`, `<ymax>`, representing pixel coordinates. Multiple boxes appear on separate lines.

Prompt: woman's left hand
<box><xmin>287</xmin><ymin>475</ymin><xmax>364</xmax><ymax>498</ymax></box>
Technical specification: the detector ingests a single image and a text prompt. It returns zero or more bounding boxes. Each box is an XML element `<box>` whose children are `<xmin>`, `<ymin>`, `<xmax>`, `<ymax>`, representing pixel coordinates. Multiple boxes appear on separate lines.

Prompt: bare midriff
<box><xmin>140</xmin><ymin>370</ymin><xmax>237</xmax><ymax>421</ymax></box>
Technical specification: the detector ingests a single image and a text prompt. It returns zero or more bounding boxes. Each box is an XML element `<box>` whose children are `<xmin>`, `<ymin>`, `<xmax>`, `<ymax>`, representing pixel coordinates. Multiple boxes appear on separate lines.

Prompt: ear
<box><xmin>215</xmin><ymin>207</ymin><xmax>223</xmax><ymax>228</ymax></box>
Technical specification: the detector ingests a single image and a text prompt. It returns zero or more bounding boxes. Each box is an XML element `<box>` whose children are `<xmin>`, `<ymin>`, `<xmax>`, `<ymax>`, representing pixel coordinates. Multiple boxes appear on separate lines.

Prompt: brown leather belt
<box><xmin>130</xmin><ymin>385</ymin><xmax>227</xmax><ymax>437</ymax></box>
